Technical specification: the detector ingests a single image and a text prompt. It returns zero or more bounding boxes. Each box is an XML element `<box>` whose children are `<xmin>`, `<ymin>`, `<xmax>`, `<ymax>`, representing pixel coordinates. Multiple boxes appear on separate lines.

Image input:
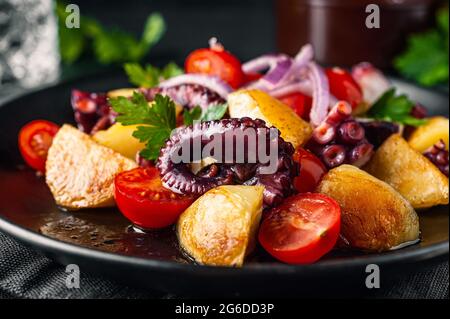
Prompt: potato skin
<box><xmin>228</xmin><ymin>89</ymin><xmax>312</xmax><ymax>149</ymax></box>
<box><xmin>317</xmin><ymin>165</ymin><xmax>419</xmax><ymax>252</ymax></box>
<box><xmin>46</xmin><ymin>125</ymin><xmax>137</xmax><ymax>209</ymax></box>
<box><xmin>93</xmin><ymin>123</ymin><xmax>146</xmax><ymax>159</ymax></box>
<box><xmin>107</xmin><ymin>88</ymin><xmax>137</xmax><ymax>99</ymax></box>
<box><xmin>177</xmin><ymin>185</ymin><xmax>264</xmax><ymax>267</ymax></box>
<box><xmin>365</xmin><ymin>134</ymin><xmax>449</xmax><ymax>209</ymax></box>
<box><xmin>408</xmin><ymin>116</ymin><xmax>449</xmax><ymax>153</ymax></box>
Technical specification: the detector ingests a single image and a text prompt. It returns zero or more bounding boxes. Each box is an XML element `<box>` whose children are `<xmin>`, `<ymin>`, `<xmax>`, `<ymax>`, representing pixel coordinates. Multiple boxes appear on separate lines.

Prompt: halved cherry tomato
<box><xmin>18</xmin><ymin>120</ymin><xmax>59</xmax><ymax>172</ymax></box>
<box><xmin>326</xmin><ymin>67</ymin><xmax>363</xmax><ymax>110</ymax></box>
<box><xmin>185</xmin><ymin>46</ymin><xmax>244</xmax><ymax>89</ymax></box>
<box><xmin>115</xmin><ymin>167</ymin><xmax>196</xmax><ymax>229</ymax></box>
<box><xmin>258</xmin><ymin>193</ymin><xmax>341</xmax><ymax>264</ymax></box>
<box><xmin>293</xmin><ymin>148</ymin><xmax>327</xmax><ymax>193</ymax></box>
<box><xmin>278</xmin><ymin>92</ymin><xmax>313</xmax><ymax>120</ymax></box>
<box><xmin>243</xmin><ymin>72</ymin><xmax>263</xmax><ymax>84</ymax></box>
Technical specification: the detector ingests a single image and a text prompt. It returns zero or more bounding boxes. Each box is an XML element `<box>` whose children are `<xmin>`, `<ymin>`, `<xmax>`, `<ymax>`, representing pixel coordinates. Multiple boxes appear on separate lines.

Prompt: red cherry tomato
<box><xmin>326</xmin><ymin>67</ymin><xmax>363</xmax><ymax>109</ymax></box>
<box><xmin>258</xmin><ymin>193</ymin><xmax>341</xmax><ymax>264</ymax></box>
<box><xmin>243</xmin><ymin>72</ymin><xmax>263</xmax><ymax>84</ymax></box>
<box><xmin>293</xmin><ymin>148</ymin><xmax>327</xmax><ymax>193</ymax></box>
<box><xmin>278</xmin><ymin>92</ymin><xmax>313</xmax><ymax>120</ymax></box>
<box><xmin>115</xmin><ymin>167</ymin><xmax>196</xmax><ymax>229</ymax></box>
<box><xmin>18</xmin><ymin>120</ymin><xmax>59</xmax><ymax>172</ymax></box>
<box><xmin>185</xmin><ymin>46</ymin><xmax>244</xmax><ymax>89</ymax></box>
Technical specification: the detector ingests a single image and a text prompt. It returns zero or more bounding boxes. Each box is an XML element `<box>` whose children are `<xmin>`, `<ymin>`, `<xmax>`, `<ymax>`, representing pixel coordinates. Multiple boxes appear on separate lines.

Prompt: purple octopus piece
<box><xmin>141</xmin><ymin>84</ymin><xmax>226</xmax><ymax>111</ymax></box>
<box><xmin>156</xmin><ymin>117</ymin><xmax>296</xmax><ymax>207</ymax></box>
<box><xmin>71</xmin><ymin>90</ymin><xmax>115</xmax><ymax>134</ymax></box>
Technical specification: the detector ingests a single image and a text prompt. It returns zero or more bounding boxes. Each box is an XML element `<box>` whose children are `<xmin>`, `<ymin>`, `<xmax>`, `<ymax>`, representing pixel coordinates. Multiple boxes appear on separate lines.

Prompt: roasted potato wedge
<box><xmin>177</xmin><ymin>185</ymin><xmax>264</xmax><ymax>267</ymax></box>
<box><xmin>93</xmin><ymin>123</ymin><xmax>146</xmax><ymax>159</ymax></box>
<box><xmin>365</xmin><ymin>134</ymin><xmax>449</xmax><ymax>209</ymax></box>
<box><xmin>46</xmin><ymin>125</ymin><xmax>137</xmax><ymax>209</ymax></box>
<box><xmin>317</xmin><ymin>165</ymin><xmax>420</xmax><ymax>252</ymax></box>
<box><xmin>228</xmin><ymin>89</ymin><xmax>312</xmax><ymax>149</ymax></box>
<box><xmin>408</xmin><ymin>116</ymin><xmax>449</xmax><ymax>152</ymax></box>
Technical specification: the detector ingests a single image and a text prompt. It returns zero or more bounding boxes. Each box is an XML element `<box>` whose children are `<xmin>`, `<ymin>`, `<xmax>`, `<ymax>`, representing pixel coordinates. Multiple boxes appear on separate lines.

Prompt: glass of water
<box><xmin>0</xmin><ymin>0</ymin><xmax>60</xmax><ymax>91</ymax></box>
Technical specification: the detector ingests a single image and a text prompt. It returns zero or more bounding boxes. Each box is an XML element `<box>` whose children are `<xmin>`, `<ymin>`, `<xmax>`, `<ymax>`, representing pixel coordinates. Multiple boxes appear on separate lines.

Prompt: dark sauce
<box><xmin>0</xmin><ymin>167</ymin><xmax>447</xmax><ymax>265</ymax></box>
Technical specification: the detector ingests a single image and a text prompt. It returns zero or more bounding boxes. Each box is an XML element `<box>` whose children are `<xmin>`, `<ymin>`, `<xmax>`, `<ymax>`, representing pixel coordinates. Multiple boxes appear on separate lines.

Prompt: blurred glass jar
<box><xmin>0</xmin><ymin>0</ymin><xmax>60</xmax><ymax>89</ymax></box>
<box><xmin>276</xmin><ymin>0</ymin><xmax>440</xmax><ymax>68</ymax></box>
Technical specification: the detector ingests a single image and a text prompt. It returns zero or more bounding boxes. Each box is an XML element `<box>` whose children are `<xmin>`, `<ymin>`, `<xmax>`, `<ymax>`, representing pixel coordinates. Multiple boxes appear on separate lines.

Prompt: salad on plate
<box><xmin>18</xmin><ymin>39</ymin><xmax>449</xmax><ymax>267</ymax></box>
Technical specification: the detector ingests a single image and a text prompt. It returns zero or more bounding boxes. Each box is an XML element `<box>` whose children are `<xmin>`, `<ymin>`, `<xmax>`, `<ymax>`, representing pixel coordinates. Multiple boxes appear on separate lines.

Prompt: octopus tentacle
<box><xmin>156</xmin><ymin>118</ymin><xmax>296</xmax><ymax>206</ymax></box>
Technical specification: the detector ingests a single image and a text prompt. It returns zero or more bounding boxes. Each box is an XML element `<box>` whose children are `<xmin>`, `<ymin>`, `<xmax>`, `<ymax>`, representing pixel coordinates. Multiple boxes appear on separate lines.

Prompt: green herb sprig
<box><xmin>368</xmin><ymin>88</ymin><xmax>428</xmax><ymax>127</ymax></box>
<box><xmin>56</xmin><ymin>1</ymin><xmax>165</xmax><ymax>64</ymax></box>
<box><xmin>394</xmin><ymin>7</ymin><xmax>449</xmax><ymax>87</ymax></box>
<box><xmin>110</xmin><ymin>93</ymin><xmax>228</xmax><ymax>160</ymax></box>
<box><xmin>124</xmin><ymin>62</ymin><xmax>183</xmax><ymax>88</ymax></box>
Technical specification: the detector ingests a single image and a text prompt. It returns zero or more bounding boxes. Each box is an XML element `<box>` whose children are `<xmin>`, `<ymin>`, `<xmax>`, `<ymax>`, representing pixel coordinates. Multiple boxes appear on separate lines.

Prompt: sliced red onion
<box><xmin>246</xmin><ymin>57</ymin><xmax>293</xmax><ymax>90</ymax></box>
<box><xmin>269</xmin><ymin>80</ymin><xmax>313</xmax><ymax>98</ymax></box>
<box><xmin>158</xmin><ymin>74</ymin><xmax>232</xmax><ymax>99</ymax></box>
<box><xmin>308</xmin><ymin>62</ymin><xmax>330</xmax><ymax>127</ymax></box>
<box><xmin>245</xmin><ymin>44</ymin><xmax>314</xmax><ymax>91</ymax></box>
<box><xmin>352</xmin><ymin>62</ymin><xmax>391</xmax><ymax>105</ymax></box>
<box><xmin>263</xmin><ymin>58</ymin><xmax>293</xmax><ymax>86</ymax></box>
<box><xmin>242</xmin><ymin>54</ymin><xmax>288</xmax><ymax>74</ymax></box>
<box><xmin>280</xmin><ymin>44</ymin><xmax>314</xmax><ymax>84</ymax></box>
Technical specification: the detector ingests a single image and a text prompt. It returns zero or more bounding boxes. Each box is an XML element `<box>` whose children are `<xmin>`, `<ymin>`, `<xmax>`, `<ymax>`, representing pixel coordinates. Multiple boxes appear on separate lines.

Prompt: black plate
<box><xmin>0</xmin><ymin>72</ymin><xmax>448</xmax><ymax>296</ymax></box>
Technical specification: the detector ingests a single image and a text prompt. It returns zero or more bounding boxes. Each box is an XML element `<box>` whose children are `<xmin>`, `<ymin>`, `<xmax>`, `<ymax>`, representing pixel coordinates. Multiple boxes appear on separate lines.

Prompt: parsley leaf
<box><xmin>183</xmin><ymin>104</ymin><xmax>228</xmax><ymax>126</ymax></box>
<box><xmin>368</xmin><ymin>88</ymin><xmax>427</xmax><ymax>127</ymax></box>
<box><xmin>124</xmin><ymin>62</ymin><xmax>183</xmax><ymax>88</ymax></box>
<box><xmin>201</xmin><ymin>104</ymin><xmax>228</xmax><ymax>122</ymax></box>
<box><xmin>183</xmin><ymin>107</ymin><xmax>203</xmax><ymax>126</ymax></box>
<box><xmin>110</xmin><ymin>93</ymin><xmax>176</xmax><ymax>160</ymax></box>
<box><xmin>56</xmin><ymin>1</ymin><xmax>165</xmax><ymax>64</ymax></box>
<box><xmin>394</xmin><ymin>7</ymin><xmax>449</xmax><ymax>86</ymax></box>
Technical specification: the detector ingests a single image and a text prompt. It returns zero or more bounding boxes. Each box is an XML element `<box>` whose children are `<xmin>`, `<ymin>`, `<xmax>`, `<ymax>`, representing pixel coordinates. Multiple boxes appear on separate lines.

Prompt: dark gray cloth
<box><xmin>0</xmin><ymin>231</ymin><xmax>448</xmax><ymax>299</ymax></box>
<box><xmin>0</xmin><ymin>232</ymin><xmax>167</xmax><ymax>299</ymax></box>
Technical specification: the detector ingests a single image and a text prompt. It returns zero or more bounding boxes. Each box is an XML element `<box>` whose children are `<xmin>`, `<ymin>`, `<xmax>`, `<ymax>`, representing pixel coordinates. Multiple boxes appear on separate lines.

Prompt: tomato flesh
<box><xmin>326</xmin><ymin>67</ymin><xmax>363</xmax><ymax>110</ymax></box>
<box><xmin>293</xmin><ymin>148</ymin><xmax>327</xmax><ymax>193</ymax></box>
<box><xmin>243</xmin><ymin>72</ymin><xmax>263</xmax><ymax>84</ymax></box>
<box><xmin>18</xmin><ymin>120</ymin><xmax>59</xmax><ymax>172</ymax></box>
<box><xmin>278</xmin><ymin>92</ymin><xmax>312</xmax><ymax>120</ymax></box>
<box><xmin>185</xmin><ymin>47</ymin><xmax>244</xmax><ymax>89</ymax></box>
<box><xmin>258</xmin><ymin>193</ymin><xmax>340</xmax><ymax>264</ymax></box>
<box><xmin>115</xmin><ymin>167</ymin><xmax>196</xmax><ymax>229</ymax></box>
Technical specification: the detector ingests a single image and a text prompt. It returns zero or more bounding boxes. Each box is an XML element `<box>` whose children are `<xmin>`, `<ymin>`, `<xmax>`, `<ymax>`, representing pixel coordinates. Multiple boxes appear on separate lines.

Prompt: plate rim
<box><xmin>1</xmin><ymin>209</ymin><xmax>448</xmax><ymax>275</ymax></box>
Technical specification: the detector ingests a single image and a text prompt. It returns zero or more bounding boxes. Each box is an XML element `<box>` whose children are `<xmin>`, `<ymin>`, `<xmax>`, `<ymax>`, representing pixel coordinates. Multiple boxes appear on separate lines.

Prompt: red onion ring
<box><xmin>269</xmin><ymin>81</ymin><xmax>312</xmax><ymax>98</ymax></box>
<box><xmin>308</xmin><ymin>62</ymin><xmax>330</xmax><ymax>127</ymax></box>
<box><xmin>242</xmin><ymin>54</ymin><xmax>289</xmax><ymax>74</ymax></box>
<box><xmin>158</xmin><ymin>74</ymin><xmax>232</xmax><ymax>99</ymax></box>
<box><xmin>244</xmin><ymin>44</ymin><xmax>314</xmax><ymax>91</ymax></box>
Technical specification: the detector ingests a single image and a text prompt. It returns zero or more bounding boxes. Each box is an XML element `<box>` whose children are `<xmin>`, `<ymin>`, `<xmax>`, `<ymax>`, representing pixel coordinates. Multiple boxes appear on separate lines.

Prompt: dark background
<box><xmin>73</xmin><ymin>0</ymin><xmax>275</xmax><ymax>64</ymax></box>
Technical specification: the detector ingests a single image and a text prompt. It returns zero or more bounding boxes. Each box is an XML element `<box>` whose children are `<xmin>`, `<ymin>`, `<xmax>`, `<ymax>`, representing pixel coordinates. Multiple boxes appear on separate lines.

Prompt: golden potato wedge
<box><xmin>317</xmin><ymin>165</ymin><xmax>419</xmax><ymax>252</ymax></box>
<box><xmin>177</xmin><ymin>185</ymin><xmax>264</xmax><ymax>267</ymax></box>
<box><xmin>365</xmin><ymin>134</ymin><xmax>449</xmax><ymax>209</ymax></box>
<box><xmin>46</xmin><ymin>125</ymin><xmax>137</xmax><ymax>209</ymax></box>
<box><xmin>107</xmin><ymin>88</ymin><xmax>137</xmax><ymax>99</ymax></box>
<box><xmin>408</xmin><ymin>116</ymin><xmax>449</xmax><ymax>152</ymax></box>
<box><xmin>228</xmin><ymin>89</ymin><xmax>312</xmax><ymax>149</ymax></box>
<box><xmin>93</xmin><ymin>123</ymin><xmax>146</xmax><ymax>159</ymax></box>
